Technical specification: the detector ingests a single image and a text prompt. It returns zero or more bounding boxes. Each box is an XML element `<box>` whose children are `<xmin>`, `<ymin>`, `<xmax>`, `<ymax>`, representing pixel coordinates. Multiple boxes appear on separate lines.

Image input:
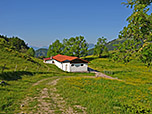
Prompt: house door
<box><xmin>65</xmin><ymin>64</ymin><xmax>67</xmax><ymax>71</ymax></box>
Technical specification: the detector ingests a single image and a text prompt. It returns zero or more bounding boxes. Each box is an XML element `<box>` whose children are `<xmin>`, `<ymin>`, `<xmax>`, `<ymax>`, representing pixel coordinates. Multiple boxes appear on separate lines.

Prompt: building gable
<box><xmin>70</xmin><ymin>58</ymin><xmax>88</xmax><ymax>63</ymax></box>
<box><xmin>43</xmin><ymin>54</ymin><xmax>89</xmax><ymax>72</ymax></box>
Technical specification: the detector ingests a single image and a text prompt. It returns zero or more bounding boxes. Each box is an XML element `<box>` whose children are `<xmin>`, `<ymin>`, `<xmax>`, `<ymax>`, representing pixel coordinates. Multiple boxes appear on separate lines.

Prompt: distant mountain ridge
<box><xmin>31</xmin><ymin>44</ymin><xmax>94</xmax><ymax>51</ymax></box>
<box><xmin>31</xmin><ymin>39</ymin><xmax>127</xmax><ymax>57</ymax></box>
<box><xmin>88</xmin><ymin>38</ymin><xmax>127</xmax><ymax>55</ymax></box>
<box><xmin>32</xmin><ymin>44</ymin><xmax>95</xmax><ymax>57</ymax></box>
<box><xmin>106</xmin><ymin>38</ymin><xmax>126</xmax><ymax>51</ymax></box>
<box><xmin>29</xmin><ymin>46</ymin><xmax>49</xmax><ymax>50</ymax></box>
<box><xmin>88</xmin><ymin>43</ymin><xmax>95</xmax><ymax>49</ymax></box>
<box><xmin>35</xmin><ymin>48</ymin><xmax>48</xmax><ymax>57</ymax></box>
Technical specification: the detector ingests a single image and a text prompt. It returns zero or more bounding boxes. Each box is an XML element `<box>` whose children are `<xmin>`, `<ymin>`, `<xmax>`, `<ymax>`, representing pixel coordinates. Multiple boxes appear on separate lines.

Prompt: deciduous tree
<box><xmin>140</xmin><ymin>43</ymin><xmax>152</xmax><ymax>70</ymax></box>
<box><xmin>63</xmin><ymin>36</ymin><xmax>88</xmax><ymax>57</ymax></box>
<box><xmin>27</xmin><ymin>48</ymin><xmax>35</xmax><ymax>57</ymax></box>
<box><xmin>47</xmin><ymin>40</ymin><xmax>64</xmax><ymax>57</ymax></box>
<box><xmin>94</xmin><ymin>37</ymin><xmax>107</xmax><ymax>58</ymax></box>
<box><xmin>112</xmin><ymin>0</ymin><xmax>152</xmax><ymax>66</ymax></box>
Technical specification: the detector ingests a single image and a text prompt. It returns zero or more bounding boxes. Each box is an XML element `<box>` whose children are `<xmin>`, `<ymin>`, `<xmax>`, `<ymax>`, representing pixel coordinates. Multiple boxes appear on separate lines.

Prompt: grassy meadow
<box><xmin>0</xmin><ymin>46</ymin><xmax>152</xmax><ymax>113</ymax></box>
<box><xmin>87</xmin><ymin>56</ymin><xmax>152</xmax><ymax>84</ymax></box>
<box><xmin>56</xmin><ymin>56</ymin><xmax>152</xmax><ymax>113</ymax></box>
<box><xmin>0</xmin><ymin>48</ymin><xmax>94</xmax><ymax>113</ymax></box>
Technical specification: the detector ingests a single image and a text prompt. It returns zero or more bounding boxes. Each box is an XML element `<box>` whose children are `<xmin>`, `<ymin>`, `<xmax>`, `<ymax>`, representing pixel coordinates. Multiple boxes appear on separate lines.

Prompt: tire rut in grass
<box><xmin>20</xmin><ymin>77</ymin><xmax>87</xmax><ymax>114</ymax></box>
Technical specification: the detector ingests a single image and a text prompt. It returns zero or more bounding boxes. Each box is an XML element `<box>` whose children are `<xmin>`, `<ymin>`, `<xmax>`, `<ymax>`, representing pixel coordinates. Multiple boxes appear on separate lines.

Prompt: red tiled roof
<box><xmin>78</xmin><ymin>58</ymin><xmax>90</xmax><ymax>63</ymax></box>
<box><xmin>43</xmin><ymin>57</ymin><xmax>51</xmax><ymax>61</ymax></box>
<box><xmin>52</xmin><ymin>54</ymin><xmax>78</xmax><ymax>62</ymax></box>
<box><xmin>43</xmin><ymin>54</ymin><xmax>89</xmax><ymax>63</ymax></box>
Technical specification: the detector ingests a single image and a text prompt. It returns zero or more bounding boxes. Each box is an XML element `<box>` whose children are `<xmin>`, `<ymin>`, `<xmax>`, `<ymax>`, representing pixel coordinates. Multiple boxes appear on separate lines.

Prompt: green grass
<box><xmin>0</xmin><ymin>47</ymin><xmax>59</xmax><ymax>73</ymax></box>
<box><xmin>55</xmin><ymin>56</ymin><xmax>152</xmax><ymax>113</ymax></box>
<box><xmin>0</xmin><ymin>74</ymin><xmax>48</xmax><ymax>113</ymax></box>
<box><xmin>2</xmin><ymin>46</ymin><xmax>151</xmax><ymax>113</ymax></box>
<box><xmin>0</xmin><ymin>48</ymin><xmax>94</xmax><ymax>113</ymax></box>
<box><xmin>87</xmin><ymin>56</ymin><xmax>152</xmax><ymax>85</ymax></box>
<box><xmin>56</xmin><ymin>77</ymin><xmax>152</xmax><ymax>113</ymax></box>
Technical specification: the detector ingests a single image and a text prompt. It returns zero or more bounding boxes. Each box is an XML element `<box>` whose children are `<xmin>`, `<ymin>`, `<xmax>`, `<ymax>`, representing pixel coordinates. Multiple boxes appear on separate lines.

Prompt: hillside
<box><xmin>0</xmin><ymin>46</ymin><xmax>61</xmax><ymax>113</ymax></box>
<box><xmin>0</xmin><ymin>43</ymin><xmax>93</xmax><ymax>113</ymax></box>
<box><xmin>88</xmin><ymin>38</ymin><xmax>126</xmax><ymax>55</ymax></box>
<box><xmin>56</xmin><ymin>56</ymin><xmax>152</xmax><ymax>113</ymax></box>
<box><xmin>35</xmin><ymin>48</ymin><xmax>48</xmax><ymax>58</ymax></box>
<box><xmin>0</xmin><ymin>47</ymin><xmax>65</xmax><ymax>79</ymax></box>
<box><xmin>106</xmin><ymin>38</ymin><xmax>126</xmax><ymax>50</ymax></box>
<box><xmin>0</xmin><ymin>35</ymin><xmax>29</xmax><ymax>52</ymax></box>
<box><xmin>88</xmin><ymin>43</ymin><xmax>95</xmax><ymax>49</ymax></box>
<box><xmin>0</xmin><ymin>35</ymin><xmax>151</xmax><ymax>113</ymax></box>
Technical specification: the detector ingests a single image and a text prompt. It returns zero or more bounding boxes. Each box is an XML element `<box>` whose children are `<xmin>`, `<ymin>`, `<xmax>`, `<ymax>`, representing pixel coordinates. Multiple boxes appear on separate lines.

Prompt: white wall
<box><xmin>62</xmin><ymin>63</ymin><xmax>71</xmax><ymax>72</ymax></box>
<box><xmin>44</xmin><ymin>59</ymin><xmax>54</xmax><ymax>64</ymax></box>
<box><xmin>44</xmin><ymin>59</ymin><xmax>65</xmax><ymax>71</ymax></box>
<box><xmin>44</xmin><ymin>60</ymin><xmax>88</xmax><ymax>72</ymax></box>
<box><xmin>70</xmin><ymin>63</ymin><xmax>88</xmax><ymax>72</ymax></box>
<box><xmin>54</xmin><ymin>60</ymin><xmax>62</xmax><ymax>69</ymax></box>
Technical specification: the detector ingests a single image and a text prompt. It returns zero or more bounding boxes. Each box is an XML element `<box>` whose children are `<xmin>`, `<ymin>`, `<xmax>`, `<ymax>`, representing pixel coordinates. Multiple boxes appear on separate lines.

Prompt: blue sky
<box><xmin>0</xmin><ymin>0</ymin><xmax>133</xmax><ymax>47</ymax></box>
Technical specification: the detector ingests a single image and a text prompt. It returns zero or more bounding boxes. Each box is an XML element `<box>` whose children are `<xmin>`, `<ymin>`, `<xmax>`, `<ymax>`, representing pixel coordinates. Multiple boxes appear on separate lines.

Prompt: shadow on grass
<box><xmin>112</xmin><ymin>70</ymin><xmax>132</xmax><ymax>74</ymax></box>
<box><xmin>0</xmin><ymin>71</ymin><xmax>33</xmax><ymax>81</ymax></box>
<box><xmin>84</xmin><ymin>57</ymin><xmax>98</xmax><ymax>62</ymax></box>
<box><xmin>0</xmin><ymin>88</ymin><xmax>11</xmax><ymax>91</ymax></box>
<box><xmin>0</xmin><ymin>71</ymin><xmax>56</xmax><ymax>81</ymax></box>
<box><xmin>100</xmin><ymin>55</ymin><xmax>109</xmax><ymax>58</ymax></box>
<box><xmin>84</xmin><ymin>55</ymin><xmax>109</xmax><ymax>62</ymax></box>
<box><xmin>88</xmin><ymin>67</ymin><xmax>99</xmax><ymax>72</ymax></box>
<box><xmin>0</xmin><ymin>66</ymin><xmax>9</xmax><ymax>70</ymax></box>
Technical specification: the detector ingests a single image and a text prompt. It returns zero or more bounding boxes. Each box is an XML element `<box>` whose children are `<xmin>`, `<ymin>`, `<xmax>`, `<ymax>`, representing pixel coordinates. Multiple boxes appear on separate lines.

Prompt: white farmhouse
<box><xmin>43</xmin><ymin>54</ymin><xmax>89</xmax><ymax>72</ymax></box>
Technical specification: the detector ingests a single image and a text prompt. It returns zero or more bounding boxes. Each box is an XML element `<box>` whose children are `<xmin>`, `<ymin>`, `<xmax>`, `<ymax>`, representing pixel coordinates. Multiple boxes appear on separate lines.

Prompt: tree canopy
<box><xmin>112</xmin><ymin>0</ymin><xmax>152</xmax><ymax>67</ymax></box>
<box><xmin>47</xmin><ymin>40</ymin><xmax>64</xmax><ymax>57</ymax></box>
<box><xmin>94</xmin><ymin>37</ymin><xmax>107</xmax><ymax>58</ymax></box>
<box><xmin>27</xmin><ymin>48</ymin><xmax>35</xmax><ymax>57</ymax></box>
<box><xmin>63</xmin><ymin>36</ymin><xmax>88</xmax><ymax>57</ymax></box>
<box><xmin>122</xmin><ymin>0</ymin><xmax>152</xmax><ymax>7</ymax></box>
<box><xmin>140</xmin><ymin>42</ymin><xmax>152</xmax><ymax>69</ymax></box>
<box><xmin>47</xmin><ymin>36</ymin><xmax>88</xmax><ymax>58</ymax></box>
<box><xmin>0</xmin><ymin>35</ymin><xmax>29</xmax><ymax>52</ymax></box>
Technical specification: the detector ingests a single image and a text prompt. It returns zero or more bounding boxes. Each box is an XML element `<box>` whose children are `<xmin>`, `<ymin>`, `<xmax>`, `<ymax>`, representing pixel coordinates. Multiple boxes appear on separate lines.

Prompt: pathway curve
<box><xmin>95</xmin><ymin>72</ymin><xmax>118</xmax><ymax>80</ymax></box>
<box><xmin>88</xmin><ymin>67</ymin><xmax>119</xmax><ymax>80</ymax></box>
<box><xmin>19</xmin><ymin>70</ymin><xmax>120</xmax><ymax>114</ymax></box>
<box><xmin>19</xmin><ymin>76</ymin><xmax>87</xmax><ymax>114</ymax></box>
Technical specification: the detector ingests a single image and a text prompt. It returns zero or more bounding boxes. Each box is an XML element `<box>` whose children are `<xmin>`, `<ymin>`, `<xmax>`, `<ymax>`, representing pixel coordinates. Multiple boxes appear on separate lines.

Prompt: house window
<box><xmin>71</xmin><ymin>64</ymin><xmax>74</xmax><ymax>66</ymax></box>
<box><xmin>75</xmin><ymin>64</ymin><xmax>80</xmax><ymax>67</ymax></box>
<box><xmin>81</xmin><ymin>64</ymin><xmax>83</xmax><ymax>66</ymax></box>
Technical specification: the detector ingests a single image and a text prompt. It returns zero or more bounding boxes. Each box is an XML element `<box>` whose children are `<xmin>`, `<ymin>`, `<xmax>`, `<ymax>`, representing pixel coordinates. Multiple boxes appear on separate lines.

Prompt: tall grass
<box><xmin>56</xmin><ymin>77</ymin><xmax>152</xmax><ymax>113</ymax></box>
<box><xmin>87</xmin><ymin>56</ymin><xmax>152</xmax><ymax>84</ymax></box>
<box><xmin>0</xmin><ymin>48</ymin><xmax>94</xmax><ymax>113</ymax></box>
<box><xmin>56</xmin><ymin>56</ymin><xmax>152</xmax><ymax>113</ymax></box>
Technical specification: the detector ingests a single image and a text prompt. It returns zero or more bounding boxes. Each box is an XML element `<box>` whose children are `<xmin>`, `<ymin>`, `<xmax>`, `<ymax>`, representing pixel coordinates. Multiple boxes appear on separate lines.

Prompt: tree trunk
<box><xmin>2</xmin><ymin>64</ymin><xmax>6</xmax><ymax>73</ymax></box>
<box><xmin>99</xmin><ymin>54</ymin><xmax>102</xmax><ymax>58</ymax></box>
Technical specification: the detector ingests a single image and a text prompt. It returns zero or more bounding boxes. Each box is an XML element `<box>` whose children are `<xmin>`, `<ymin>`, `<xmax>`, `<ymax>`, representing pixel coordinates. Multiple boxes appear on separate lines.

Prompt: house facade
<box><xmin>43</xmin><ymin>54</ymin><xmax>89</xmax><ymax>72</ymax></box>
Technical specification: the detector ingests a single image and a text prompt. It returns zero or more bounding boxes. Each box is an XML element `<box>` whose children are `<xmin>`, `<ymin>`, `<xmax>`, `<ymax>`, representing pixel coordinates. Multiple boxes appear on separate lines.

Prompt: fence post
<box><xmin>24</xmin><ymin>66</ymin><xmax>27</xmax><ymax>71</ymax></box>
<box><xmin>2</xmin><ymin>64</ymin><xmax>6</xmax><ymax>73</ymax></box>
<box><xmin>47</xmin><ymin>67</ymin><xmax>50</xmax><ymax>72</ymax></box>
<box><xmin>37</xmin><ymin>66</ymin><xmax>39</xmax><ymax>72</ymax></box>
<box><xmin>14</xmin><ymin>64</ymin><xmax>17</xmax><ymax>71</ymax></box>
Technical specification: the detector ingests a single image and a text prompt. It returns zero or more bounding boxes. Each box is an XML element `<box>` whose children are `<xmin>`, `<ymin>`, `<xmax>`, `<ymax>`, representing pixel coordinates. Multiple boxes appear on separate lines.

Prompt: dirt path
<box><xmin>19</xmin><ymin>73</ymin><xmax>119</xmax><ymax>114</ymax></box>
<box><xmin>89</xmin><ymin>67</ymin><xmax>120</xmax><ymax>80</ymax></box>
<box><xmin>20</xmin><ymin>77</ymin><xmax>87</xmax><ymax>114</ymax></box>
<box><xmin>32</xmin><ymin>78</ymin><xmax>52</xmax><ymax>86</ymax></box>
<box><xmin>95</xmin><ymin>72</ymin><xmax>118</xmax><ymax>80</ymax></box>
